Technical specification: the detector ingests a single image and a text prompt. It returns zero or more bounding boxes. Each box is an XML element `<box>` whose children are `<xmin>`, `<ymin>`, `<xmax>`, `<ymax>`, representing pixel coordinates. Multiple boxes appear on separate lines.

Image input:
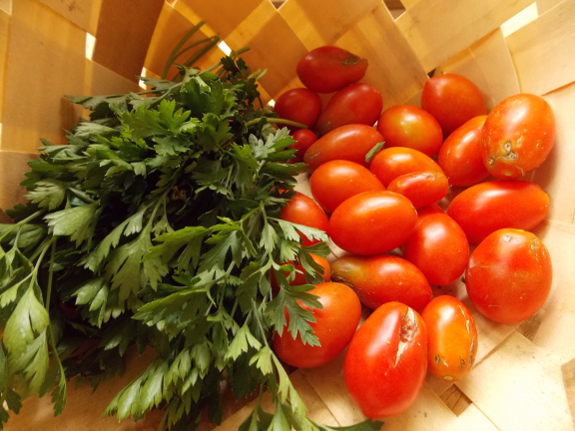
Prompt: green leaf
<box><xmin>248</xmin><ymin>346</ymin><xmax>274</xmax><ymax>376</ymax></box>
<box><xmin>25</xmin><ymin>179</ymin><xmax>67</xmax><ymax>211</ymax></box>
<box><xmin>44</xmin><ymin>203</ymin><xmax>99</xmax><ymax>246</ymax></box>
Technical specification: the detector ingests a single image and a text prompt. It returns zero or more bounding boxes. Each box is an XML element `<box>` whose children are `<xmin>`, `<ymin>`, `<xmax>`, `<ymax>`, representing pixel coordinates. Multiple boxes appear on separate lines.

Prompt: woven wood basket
<box><xmin>2</xmin><ymin>0</ymin><xmax>575</xmax><ymax>430</ymax></box>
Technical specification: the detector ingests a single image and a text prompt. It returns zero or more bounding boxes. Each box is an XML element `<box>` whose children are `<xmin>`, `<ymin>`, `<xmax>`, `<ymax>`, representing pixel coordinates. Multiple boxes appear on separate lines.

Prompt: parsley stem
<box><xmin>0</xmin><ymin>209</ymin><xmax>44</xmax><ymax>242</ymax></box>
<box><xmin>161</xmin><ymin>21</ymin><xmax>206</xmax><ymax>80</ymax></box>
<box><xmin>244</xmin><ymin>117</ymin><xmax>308</xmax><ymax>130</ymax></box>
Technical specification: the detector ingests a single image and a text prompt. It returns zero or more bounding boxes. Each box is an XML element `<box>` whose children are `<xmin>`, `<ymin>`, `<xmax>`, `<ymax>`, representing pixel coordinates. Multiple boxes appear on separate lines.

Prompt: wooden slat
<box><xmin>537</xmin><ymin>0</ymin><xmax>565</xmax><ymax>13</ymax></box>
<box><xmin>0</xmin><ymin>150</ymin><xmax>37</xmax><ymax>213</ymax></box>
<box><xmin>506</xmin><ymin>0</ymin><xmax>575</xmax><ymax>96</ymax></box>
<box><xmin>39</xmin><ymin>0</ymin><xmax>103</xmax><ymax>35</ymax></box>
<box><xmin>1</xmin><ymin>0</ymin><xmax>85</xmax><ymax>152</ymax></box>
<box><xmin>0</xmin><ymin>9</ymin><xmax>9</xmax><ymax>121</ymax></box>
<box><xmin>84</xmin><ymin>59</ymin><xmax>141</xmax><ymax>98</ymax></box>
<box><xmin>0</xmin><ymin>0</ymin><xmax>10</xmax><ymax>14</ymax></box>
<box><xmin>562</xmin><ymin>357</ymin><xmax>575</xmax><ymax>430</ymax></box>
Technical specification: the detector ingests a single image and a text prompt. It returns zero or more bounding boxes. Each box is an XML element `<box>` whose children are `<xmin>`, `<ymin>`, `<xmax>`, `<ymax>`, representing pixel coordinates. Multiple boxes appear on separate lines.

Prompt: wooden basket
<box><xmin>2</xmin><ymin>0</ymin><xmax>575</xmax><ymax>430</ymax></box>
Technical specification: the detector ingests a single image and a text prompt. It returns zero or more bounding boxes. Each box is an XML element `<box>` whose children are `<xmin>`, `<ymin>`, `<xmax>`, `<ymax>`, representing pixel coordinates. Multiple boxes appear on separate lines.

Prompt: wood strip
<box><xmin>537</xmin><ymin>0</ymin><xmax>564</xmax><ymax>13</ymax></box>
<box><xmin>0</xmin><ymin>9</ymin><xmax>9</xmax><ymax>122</ymax></box>
<box><xmin>0</xmin><ymin>150</ymin><xmax>37</xmax><ymax>213</ymax></box>
<box><xmin>0</xmin><ymin>0</ymin><xmax>10</xmax><ymax>14</ymax></box>
<box><xmin>561</xmin><ymin>357</ymin><xmax>575</xmax><ymax>430</ymax></box>
<box><xmin>84</xmin><ymin>59</ymin><xmax>141</xmax><ymax>98</ymax></box>
<box><xmin>38</xmin><ymin>0</ymin><xmax>103</xmax><ymax>35</ymax></box>
<box><xmin>506</xmin><ymin>0</ymin><xmax>575</xmax><ymax>96</ymax></box>
<box><xmin>396</xmin><ymin>0</ymin><xmax>534</xmax><ymax>73</ymax></box>
<box><xmin>1</xmin><ymin>0</ymin><xmax>85</xmax><ymax>152</ymax></box>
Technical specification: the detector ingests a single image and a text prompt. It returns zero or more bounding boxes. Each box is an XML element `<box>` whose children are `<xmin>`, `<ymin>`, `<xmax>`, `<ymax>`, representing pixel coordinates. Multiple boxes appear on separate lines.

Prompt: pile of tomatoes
<box><xmin>272</xmin><ymin>46</ymin><xmax>555</xmax><ymax>419</ymax></box>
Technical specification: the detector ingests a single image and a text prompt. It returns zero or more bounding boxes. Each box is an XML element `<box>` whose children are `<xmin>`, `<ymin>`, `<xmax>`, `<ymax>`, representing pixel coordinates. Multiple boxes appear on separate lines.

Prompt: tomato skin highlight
<box><xmin>330</xmin><ymin>254</ymin><xmax>432</xmax><ymax>311</ymax></box>
<box><xmin>273</xmin><ymin>282</ymin><xmax>362</xmax><ymax>368</ymax></box>
<box><xmin>446</xmin><ymin>180</ymin><xmax>550</xmax><ymax>244</ymax></box>
<box><xmin>481</xmin><ymin>93</ymin><xmax>556</xmax><ymax>180</ymax></box>
<box><xmin>296</xmin><ymin>46</ymin><xmax>368</xmax><ymax>94</ymax></box>
<box><xmin>387</xmin><ymin>170</ymin><xmax>449</xmax><ymax>209</ymax></box>
<box><xmin>328</xmin><ymin>190</ymin><xmax>418</xmax><ymax>256</ymax></box>
<box><xmin>421</xmin><ymin>295</ymin><xmax>478</xmax><ymax>381</ymax></box>
<box><xmin>280</xmin><ymin>192</ymin><xmax>329</xmax><ymax>246</ymax></box>
<box><xmin>309</xmin><ymin>159</ymin><xmax>385</xmax><ymax>214</ymax></box>
<box><xmin>344</xmin><ymin>301</ymin><xmax>428</xmax><ymax>418</ymax></box>
<box><xmin>369</xmin><ymin>146</ymin><xmax>443</xmax><ymax>187</ymax></box>
<box><xmin>273</xmin><ymin>87</ymin><xmax>323</xmax><ymax>130</ymax></box>
<box><xmin>465</xmin><ymin>228</ymin><xmax>552</xmax><ymax>324</ymax></box>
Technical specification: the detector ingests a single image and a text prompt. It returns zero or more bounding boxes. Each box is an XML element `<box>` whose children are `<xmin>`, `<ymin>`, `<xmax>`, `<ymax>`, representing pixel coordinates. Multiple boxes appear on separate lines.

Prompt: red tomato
<box><xmin>273</xmin><ymin>282</ymin><xmax>362</xmax><ymax>368</ymax></box>
<box><xmin>402</xmin><ymin>207</ymin><xmax>469</xmax><ymax>286</ymax></box>
<box><xmin>309</xmin><ymin>160</ymin><xmax>385</xmax><ymax>214</ymax></box>
<box><xmin>290</xmin><ymin>129</ymin><xmax>318</xmax><ymax>163</ymax></box>
<box><xmin>315</xmin><ymin>83</ymin><xmax>383</xmax><ymax>136</ymax></box>
<box><xmin>481</xmin><ymin>93</ymin><xmax>556</xmax><ymax>180</ymax></box>
<box><xmin>465</xmin><ymin>228</ymin><xmax>552</xmax><ymax>324</ymax></box>
<box><xmin>296</xmin><ymin>46</ymin><xmax>368</xmax><ymax>94</ymax></box>
<box><xmin>446</xmin><ymin>180</ymin><xmax>550</xmax><ymax>244</ymax></box>
<box><xmin>386</xmin><ymin>170</ymin><xmax>449</xmax><ymax>209</ymax></box>
<box><xmin>303</xmin><ymin>124</ymin><xmax>384</xmax><ymax>172</ymax></box>
<box><xmin>344</xmin><ymin>301</ymin><xmax>427</xmax><ymax>418</ymax></box>
<box><xmin>376</xmin><ymin>104</ymin><xmax>444</xmax><ymax>157</ymax></box>
<box><xmin>437</xmin><ymin>115</ymin><xmax>489</xmax><ymax>187</ymax></box>
<box><xmin>272</xmin><ymin>253</ymin><xmax>331</xmax><ymax>292</ymax></box>
<box><xmin>331</xmin><ymin>254</ymin><xmax>432</xmax><ymax>311</ymax></box>
<box><xmin>421</xmin><ymin>295</ymin><xmax>478</xmax><ymax>381</ymax></box>
<box><xmin>369</xmin><ymin>146</ymin><xmax>443</xmax><ymax>187</ymax></box>
<box><xmin>280</xmin><ymin>192</ymin><xmax>329</xmax><ymax>246</ymax></box>
<box><xmin>421</xmin><ymin>73</ymin><xmax>487</xmax><ymax>137</ymax></box>
<box><xmin>328</xmin><ymin>190</ymin><xmax>418</xmax><ymax>256</ymax></box>
<box><xmin>274</xmin><ymin>87</ymin><xmax>322</xmax><ymax>130</ymax></box>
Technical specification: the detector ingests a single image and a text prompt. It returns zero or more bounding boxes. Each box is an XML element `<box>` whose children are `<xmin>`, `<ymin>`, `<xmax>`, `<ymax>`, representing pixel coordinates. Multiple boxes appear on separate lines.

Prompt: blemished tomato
<box><xmin>437</xmin><ymin>115</ymin><xmax>489</xmax><ymax>187</ymax></box>
<box><xmin>328</xmin><ymin>190</ymin><xmax>418</xmax><ymax>256</ymax></box>
<box><xmin>273</xmin><ymin>282</ymin><xmax>362</xmax><ymax>368</ymax></box>
<box><xmin>402</xmin><ymin>207</ymin><xmax>469</xmax><ymax>286</ymax></box>
<box><xmin>369</xmin><ymin>146</ymin><xmax>443</xmax><ymax>187</ymax></box>
<box><xmin>272</xmin><ymin>253</ymin><xmax>331</xmax><ymax>292</ymax></box>
<box><xmin>421</xmin><ymin>73</ymin><xmax>487</xmax><ymax>137</ymax></box>
<box><xmin>446</xmin><ymin>180</ymin><xmax>550</xmax><ymax>244</ymax></box>
<box><xmin>421</xmin><ymin>295</ymin><xmax>478</xmax><ymax>381</ymax></box>
<box><xmin>296</xmin><ymin>46</ymin><xmax>368</xmax><ymax>94</ymax></box>
<box><xmin>481</xmin><ymin>93</ymin><xmax>556</xmax><ymax>180</ymax></box>
<box><xmin>309</xmin><ymin>159</ymin><xmax>385</xmax><ymax>214</ymax></box>
<box><xmin>376</xmin><ymin>104</ymin><xmax>444</xmax><ymax>157</ymax></box>
<box><xmin>290</xmin><ymin>129</ymin><xmax>318</xmax><ymax>163</ymax></box>
<box><xmin>330</xmin><ymin>254</ymin><xmax>432</xmax><ymax>311</ymax></box>
<box><xmin>315</xmin><ymin>83</ymin><xmax>383</xmax><ymax>136</ymax></box>
<box><xmin>386</xmin><ymin>170</ymin><xmax>449</xmax><ymax>209</ymax></box>
<box><xmin>280</xmin><ymin>192</ymin><xmax>329</xmax><ymax>246</ymax></box>
<box><xmin>344</xmin><ymin>301</ymin><xmax>427</xmax><ymax>418</ymax></box>
<box><xmin>303</xmin><ymin>124</ymin><xmax>384</xmax><ymax>172</ymax></box>
<box><xmin>465</xmin><ymin>228</ymin><xmax>552</xmax><ymax>324</ymax></box>
<box><xmin>273</xmin><ymin>87</ymin><xmax>322</xmax><ymax>130</ymax></box>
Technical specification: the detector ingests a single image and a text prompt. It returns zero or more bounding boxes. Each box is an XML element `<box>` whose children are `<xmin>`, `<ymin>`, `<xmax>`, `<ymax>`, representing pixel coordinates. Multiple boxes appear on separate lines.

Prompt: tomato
<box><xmin>344</xmin><ymin>301</ymin><xmax>427</xmax><ymax>418</ymax></box>
<box><xmin>446</xmin><ymin>180</ymin><xmax>550</xmax><ymax>244</ymax></box>
<box><xmin>465</xmin><ymin>228</ymin><xmax>552</xmax><ymax>324</ymax></box>
<box><xmin>280</xmin><ymin>192</ymin><xmax>329</xmax><ymax>246</ymax></box>
<box><xmin>296</xmin><ymin>46</ymin><xmax>368</xmax><ymax>94</ymax></box>
<box><xmin>421</xmin><ymin>295</ymin><xmax>478</xmax><ymax>381</ymax></box>
<box><xmin>481</xmin><ymin>93</ymin><xmax>556</xmax><ymax>180</ymax></box>
<box><xmin>421</xmin><ymin>73</ymin><xmax>487</xmax><ymax>137</ymax></box>
<box><xmin>402</xmin><ymin>207</ymin><xmax>469</xmax><ymax>286</ymax></box>
<box><xmin>369</xmin><ymin>146</ymin><xmax>443</xmax><ymax>187</ymax></box>
<box><xmin>376</xmin><ymin>104</ymin><xmax>443</xmax><ymax>157</ymax></box>
<box><xmin>290</xmin><ymin>129</ymin><xmax>318</xmax><ymax>163</ymax></box>
<box><xmin>328</xmin><ymin>190</ymin><xmax>418</xmax><ymax>256</ymax></box>
<box><xmin>272</xmin><ymin>253</ymin><xmax>331</xmax><ymax>292</ymax></box>
<box><xmin>309</xmin><ymin>160</ymin><xmax>385</xmax><ymax>214</ymax></box>
<box><xmin>386</xmin><ymin>170</ymin><xmax>449</xmax><ymax>209</ymax></box>
<box><xmin>273</xmin><ymin>87</ymin><xmax>322</xmax><ymax>130</ymax></box>
<box><xmin>331</xmin><ymin>254</ymin><xmax>432</xmax><ymax>311</ymax></box>
<box><xmin>315</xmin><ymin>83</ymin><xmax>383</xmax><ymax>136</ymax></box>
<box><xmin>303</xmin><ymin>124</ymin><xmax>384</xmax><ymax>172</ymax></box>
<box><xmin>273</xmin><ymin>282</ymin><xmax>362</xmax><ymax>368</ymax></box>
<box><xmin>437</xmin><ymin>115</ymin><xmax>489</xmax><ymax>187</ymax></box>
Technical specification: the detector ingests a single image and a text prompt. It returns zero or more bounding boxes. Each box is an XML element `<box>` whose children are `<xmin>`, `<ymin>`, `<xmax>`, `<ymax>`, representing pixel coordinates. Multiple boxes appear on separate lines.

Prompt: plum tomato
<box><xmin>328</xmin><ymin>190</ymin><xmax>418</xmax><ymax>256</ymax></box>
<box><xmin>273</xmin><ymin>282</ymin><xmax>362</xmax><ymax>368</ymax></box>
<box><xmin>304</xmin><ymin>124</ymin><xmax>384</xmax><ymax>172</ymax></box>
<box><xmin>315</xmin><ymin>83</ymin><xmax>383</xmax><ymax>136</ymax></box>
<box><xmin>376</xmin><ymin>104</ymin><xmax>444</xmax><ymax>157</ymax></box>
<box><xmin>421</xmin><ymin>73</ymin><xmax>487</xmax><ymax>137</ymax></box>
<box><xmin>386</xmin><ymin>170</ymin><xmax>449</xmax><ymax>209</ymax></box>
<box><xmin>421</xmin><ymin>295</ymin><xmax>478</xmax><ymax>381</ymax></box>
<box><xmin>481</xmin><ymin>93</ymin><xmax>556</xmax><ymax>180</ymax></box>
<box><xmin>465</xmin><ymin>228</ymin><xmax>552</xmax><ymax>324</ymax></box>
<box><xmin>290</xmin><ymin>129</ymin><xmax>318</xmax><ymax>163</ymax></box>
<box><xmin>437</xmin><ymin>115</ymin><xmax>489</xmax><ymax>187</ymax></box>
<box><xmin>273</xmin><ymin>87</ymin><xmax>323</xmax><ymax>130</ymax></box>
<box><xmin>331</xmin><ymin>254</ymin><xmax>432</xmax><ymax>311</ymax></box>
<box><xmin>272</xmin><ymin>253</ymin><xmax>331</xmax><ymax>292</ymax></box>
<box><xmin>280</xmin><ymin>192</ymin><xmax>329</xmax><ymax>246</ymax></box>
<box><xmin>402</xmin><ymin>207</ymin><xmax>469</xmax><ymax>286</ymax></box>
<box><xmin>446</xmin><ymin>180</ymin><xmax>550</xmax><ymax>244</ymax></box>
<box><xmin>344</xmin><ymin>301</ymin><xmax>427</xmax><ymax>418</ymax></box>
<box><xmin>309</xmin><ymin>159</ymin><xmax>385</xmax><ymax>214</ymax></box>
<box><xmin>369</xmin><ymin>146</ymin><xmax>443</xmax><ymax>187</ymax></box>
<box><xmin>296</xmin><ymin>46</ymin><xmax>368</xmax><ymax>94</ymax></box>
